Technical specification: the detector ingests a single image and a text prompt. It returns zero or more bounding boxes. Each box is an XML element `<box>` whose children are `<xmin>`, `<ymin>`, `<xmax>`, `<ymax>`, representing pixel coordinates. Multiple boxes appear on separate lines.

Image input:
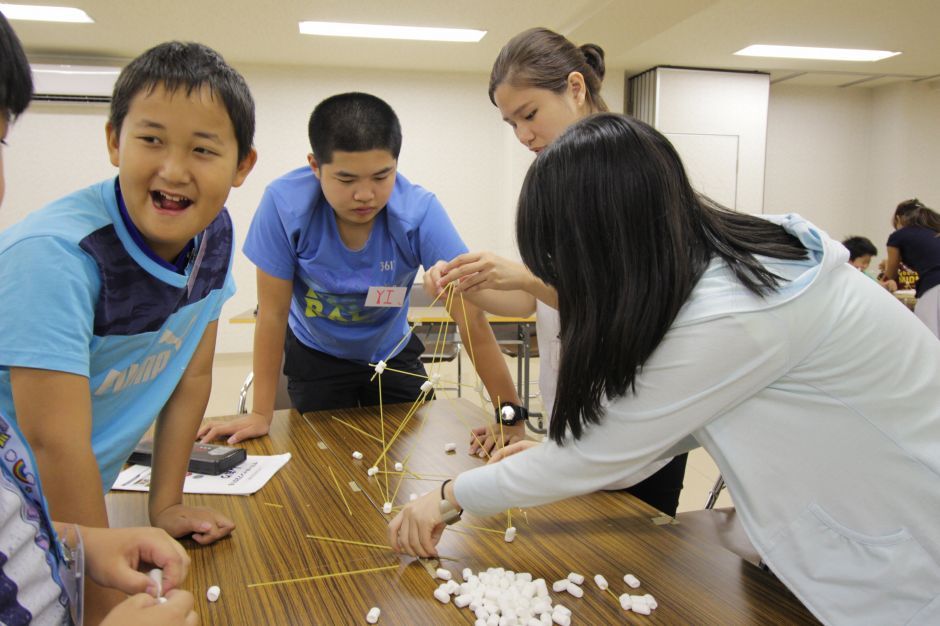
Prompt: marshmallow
<box><xmin>463</xmin><ymin>567</ymin><xmax>473</xmax><ymax>581</ymax></box>
<box><xmin>551</xmin><ymin>579</ymin><xmax>568</xmax><ymax>593</ymax></box>
<box><xmin>206</xmin><ymin>585</ymin><xmax>220</xmax><ymax>602</ymax></box>
<box><xmin>409</xmin><ymin>493</ymin><xmax>418</xmax><ymax>501</ymax></box>
<box><xmin>434</xmin><ymin>586</ymin><xmax>451</xmax><ymax>603</ymax></box>
<box><xmin>366</xmin><ymin>606</ymin><xmax>381</xmax><ymax>623</ymax></box>
<box><xmin>382</xmin><ymin>502</ymin><xmax>392</xmax><ymax>514</ymax></box>
<box><xmin>394</xmin><ymin>462</ymin><xmax>403</xmax><ymax>472</ymax></box>
<box><xmin>551</xmin><ymin>613</ymin><xmax>570</xmax><ymax>626</ymax></box>
<box><xmin>148</xmin><ymin>568</ymin><xmax>162</xmax><ymax>599</ymax></box>
<box><xmin>367</xmin><ymin>466</ymin><xmax>379</xmax><ymax>476</ymax></box>
<box><xmin>352</xmin><ymin>451</ymin><xmax>363</xmax><ymax>460</ymax></box>
<box><xmin>504</xmin><ymin>526</ymin><xmax>517</xmax><ymax>542</ymax></box>
<box><xmin>157</xmin><ymin>597</ymin><xmax>167</xmax><ymax>604</ymax></box>
<box><xmin>565</xmin><ymin>583</ymin><xmax>583</xmax><ymax>598</ymax></box>
<box><xmin>623</xmin><ymin>573</ymin><xmax>640</xmax><ymax>588</ymax></box>
<box><xmin>619</xmin><ymin>593</ymin><xmax>632</xmax><ymax>610</ymax></box>
<box><xmin>431</xmin><ymin>373</ymin><xmax>441</xmax><ymax>386</ymax></box>
<box><xmin>374</xmin><ymin>360</ymin><xmax>387</xmax><ymax>374</ymax></box>
<box><xmin>593</xmin><ymin>574</ymin><xmax>608</xmax><ymax>590</ymax></box>
<box><xmin>444</xmin><ymin>442</ymin><xmax>457</xmax><ymax>452</ymax></box>
<box><xmin>566</xmin><ymin>572</ymin><xmax>584</xmax><ymax>585</ymax></box>
<box><xmin>421</xmin><ymin>380</ymin><xmax>434</xmax><ymax>394</ymax></box>
<box><xmin>455</xmin><ymin>594</ymin><xmax>473</xmax><ymax>608</ymax></box>
<box><xmin>644</xmin><ymin>593</ymin><xmax>658</xmax><ymax>610</ymax></box>
<box><xmin>436</xmin><ymin>568</ymin><xmax>453</xmax><ymax>581</ymax></box>
<box><xmin>553</xmin><ymin>605</ymin><xmax>571</xmax><ymax>617</ymax></box>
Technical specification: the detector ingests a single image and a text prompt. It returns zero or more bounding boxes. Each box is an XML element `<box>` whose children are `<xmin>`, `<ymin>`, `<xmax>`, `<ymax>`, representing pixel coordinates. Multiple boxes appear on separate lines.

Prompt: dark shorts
<box><xmin>283</xmin><ymin>328</ymin><xmax>431</xmax><ymax>413</ymax></box>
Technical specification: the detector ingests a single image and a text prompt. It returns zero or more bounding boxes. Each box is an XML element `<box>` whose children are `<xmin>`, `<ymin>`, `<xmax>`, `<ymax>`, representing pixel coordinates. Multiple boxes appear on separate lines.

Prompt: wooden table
<box><xmin>107</xmin><ymin>400</ymin><xmax>819</xmax><ymax>625</ymax></box>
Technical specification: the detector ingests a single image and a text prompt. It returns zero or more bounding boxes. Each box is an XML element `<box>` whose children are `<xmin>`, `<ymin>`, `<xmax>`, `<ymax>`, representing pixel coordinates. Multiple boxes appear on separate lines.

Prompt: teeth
<box><xmin>157</xmin><ymin>191</ymin><xmax>189</xmax><ymax>203</ymax></box>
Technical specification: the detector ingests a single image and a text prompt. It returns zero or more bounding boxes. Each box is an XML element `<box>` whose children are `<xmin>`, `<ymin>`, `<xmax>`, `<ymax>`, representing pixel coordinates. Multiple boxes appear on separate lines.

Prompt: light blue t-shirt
<box><xmin>244</xmin><ymin>167</ymin><xmax>467</xmax><ymax>363</ymax></box>
<box><xmin>0</xmin><ymin>178</ymin><xmax>236</xmax><ymax>490</ymax></box>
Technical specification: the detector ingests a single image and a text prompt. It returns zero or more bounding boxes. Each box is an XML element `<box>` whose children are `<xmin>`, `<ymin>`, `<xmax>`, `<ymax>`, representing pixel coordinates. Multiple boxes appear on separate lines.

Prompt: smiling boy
<box><xmin>0</xmin><ymin>41</ymin><xmax>256</xmax><ymax>617</ymax></box>
<box><xmin>199</xmin><ymin>92</ymin><xmax>521</xmax><ymax>445</ymax></box>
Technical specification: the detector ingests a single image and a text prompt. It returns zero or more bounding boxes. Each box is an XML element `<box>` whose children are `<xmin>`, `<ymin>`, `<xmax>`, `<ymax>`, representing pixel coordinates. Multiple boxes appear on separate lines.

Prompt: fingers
<box><xmin>225</xmin><ymin>424</ymin><xmax>262</xmax><ymax>445</ymax></box>
<box><xmin>387</xmin><ymin>513</ymin><xmax>403</xmax><ymax>553</ymax></box>
<box><xmin>142</xmin><ymin>534</ymin><xmax>190</xmax><ymax>592</ymax></box>
<box><xmin>197</xmin><ymin>422</ymin><xmax>236</xmax><ymax>443</ymax></box>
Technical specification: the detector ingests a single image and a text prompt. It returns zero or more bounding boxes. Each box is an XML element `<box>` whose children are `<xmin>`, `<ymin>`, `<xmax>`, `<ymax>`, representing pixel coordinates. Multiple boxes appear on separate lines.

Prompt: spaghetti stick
<box><xmin>247</xmin><ymin>565</ymin><xmax>399</xmax><ymax>589</ymax></box>
<box><xmin>306</xmin><ymin>535</ymin><xmax>388</xmax><ymax>551</ymax></box>
<box><xmin>331</xmin><ymin>415</ymin><xmax>383</xmax><ymax>442</ymax></box>
<box><xmin>327</xmin><ymin>466</ymin><xmax>353</xmax><ymax>516</ymax></box>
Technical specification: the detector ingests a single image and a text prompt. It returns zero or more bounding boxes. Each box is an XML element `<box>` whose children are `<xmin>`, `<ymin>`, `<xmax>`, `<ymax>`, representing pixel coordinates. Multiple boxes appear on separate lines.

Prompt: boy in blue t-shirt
<box><xmin>0</xmin><ymin>19</ymin><xmax>201</xmax><ymax>625</ymax></box>
<box><xmin>199</xmin><ymin>92</ymin><xmax>521</xmax><ymax>445</ymax></box>
<box><xmin>0</xmin><ymin>40</ymin><xmax>257</xmax><ymax>619</ymax></box>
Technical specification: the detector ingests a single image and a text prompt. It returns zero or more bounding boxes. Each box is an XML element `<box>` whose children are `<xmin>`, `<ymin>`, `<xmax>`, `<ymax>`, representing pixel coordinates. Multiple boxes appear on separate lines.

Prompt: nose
<box><xmin>159</xmin><ymin>148</ymin><xmax>192</xmax><ymax>185</ymax></box>
<box><xmin>514</xmin><ymin>123</ymin><xmax>535</xmax><ymax>146</ymax></box>
<box><xmin>353</xmin><ymin>185</ymin><xmax>375</xmax><ymax>203</ymax></box>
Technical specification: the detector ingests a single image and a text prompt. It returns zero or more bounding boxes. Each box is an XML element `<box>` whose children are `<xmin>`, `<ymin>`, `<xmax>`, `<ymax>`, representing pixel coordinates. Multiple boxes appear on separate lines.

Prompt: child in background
<box><xmin>0</xmin><ymin>14</ymin><xmax>197</xmax><ymax>625</ymax></box>
<box><xmin>842</xmin><ymin>235</ymin><xmax>897</xmax><ymax>291</ymax></box>
<box><xmin>199</xmin><ymin>92</ymin><xmax>521</xmax><ymax>445</ymax></box>
<box><xmin>884</xmin><ymin>198</ymin><xmax>940</xmax><ymax>337</ymax></box>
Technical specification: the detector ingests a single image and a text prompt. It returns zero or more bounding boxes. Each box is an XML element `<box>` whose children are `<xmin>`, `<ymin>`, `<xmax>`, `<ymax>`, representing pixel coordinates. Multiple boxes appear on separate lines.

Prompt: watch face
<box><xmin>501</xmin><ymin>405</ymin><xmax>516</xmax><ymax>422</ymax></box>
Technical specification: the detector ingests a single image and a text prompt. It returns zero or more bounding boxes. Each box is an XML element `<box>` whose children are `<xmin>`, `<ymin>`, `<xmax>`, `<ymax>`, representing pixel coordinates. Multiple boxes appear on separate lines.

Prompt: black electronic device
<box><xmin>128</xmin><ymin>440</ymin><xmax>246</xmax><ymax>476</ymax></box>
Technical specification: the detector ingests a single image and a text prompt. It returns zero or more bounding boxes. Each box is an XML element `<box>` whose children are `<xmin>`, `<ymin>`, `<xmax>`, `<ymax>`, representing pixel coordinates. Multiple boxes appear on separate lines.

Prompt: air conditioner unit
<box><xmin>30</xmin><ymin>63</ymin><xmax>122</xmax><ymax>103</ymax></box>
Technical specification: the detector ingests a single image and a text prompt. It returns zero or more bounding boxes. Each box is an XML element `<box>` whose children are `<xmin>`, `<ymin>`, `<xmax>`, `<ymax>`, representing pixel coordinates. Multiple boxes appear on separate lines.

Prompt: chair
<box><xmin>235</xmin><ymin>356</ymin><xmax>292</xmax><ymax>414</ymax></box>
<box><xmin>674</xmin><ymin>473</ymin><xmax>764</xmax><ymax>568</ymax></box>
<box><xmin>415</xmin><ymin>326</ymin><xmax>462</xmax><ymax>397</ymax></box>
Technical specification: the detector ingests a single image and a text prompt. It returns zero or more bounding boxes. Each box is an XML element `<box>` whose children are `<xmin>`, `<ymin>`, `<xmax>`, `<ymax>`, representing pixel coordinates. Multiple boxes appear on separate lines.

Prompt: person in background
<box><xmin>884</xmin><ymin>198</ymin><xmax>940</xmax><ymax>337</ymax></box>
<box><xmin>842</xmin><ymin>235</ymin><xmax>897</xmax><ymax>291</ymax></box>
<box><xmin>424</xmin><ymin>27</ymin><xmax>687</xmax><ymax>517</ymax></box>
<box><xmin>390</xmin><ymin>112</ymin><xmax>940</xmax><ymax>626</ymax></box>
<box><xmin>0</xmin><ymin>13</ymin><xmax>197</xmax><ymax>625</ymax></box>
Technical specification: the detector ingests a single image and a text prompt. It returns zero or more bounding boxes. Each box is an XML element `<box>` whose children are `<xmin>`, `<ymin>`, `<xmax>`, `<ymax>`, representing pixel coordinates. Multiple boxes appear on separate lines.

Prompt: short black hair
<box><xmin>841</xmin><ymin>236</ymin><xmax>877</xmax><ymax>260</ymax></box>
<box><xmin>308</xmin><ymin>92</ymin><xmax>401</xmax><ymax>164</ymax></box>
<box><xmin>109</xmin><ymin>41</ymin><xmax>255</xmax><ymax>162</ymax></box>
<box><xmin>0</xmin><ymin>11</ymin><xmax>33</xmax><ymax>120</ymax></box>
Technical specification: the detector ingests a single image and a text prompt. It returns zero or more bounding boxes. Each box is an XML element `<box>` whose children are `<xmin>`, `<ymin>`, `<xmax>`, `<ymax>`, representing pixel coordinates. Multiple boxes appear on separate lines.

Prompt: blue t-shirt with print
<box><xmin>244</xmin><ymin>167</ymin><xmax>467</xmax><ymax>363</ymax></box>
<box><xmin>0</xmin><ymin>178</ymin><xmax>236</xmax><ymax>490</ymax></box>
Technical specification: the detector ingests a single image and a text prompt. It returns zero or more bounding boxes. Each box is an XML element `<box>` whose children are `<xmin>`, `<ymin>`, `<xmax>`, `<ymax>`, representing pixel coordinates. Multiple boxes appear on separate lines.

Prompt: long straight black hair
<box><xmin>517</xmin><ymin>114</ymin><xmax>807</xmax><ymax>444</ymax></box>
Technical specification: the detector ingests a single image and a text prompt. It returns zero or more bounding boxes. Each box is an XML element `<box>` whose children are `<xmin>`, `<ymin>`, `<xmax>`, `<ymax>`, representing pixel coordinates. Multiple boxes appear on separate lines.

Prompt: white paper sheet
<box><xmin>111</xmin><ymin>453</ymin><xmax>291</xmax><ymax>496</ymax></box>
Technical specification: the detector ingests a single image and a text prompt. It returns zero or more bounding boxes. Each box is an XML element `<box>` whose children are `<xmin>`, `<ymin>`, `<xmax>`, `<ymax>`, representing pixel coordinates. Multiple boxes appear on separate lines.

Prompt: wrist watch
<box><xmin>497</xmin><ymin>401</ymin><xmax>528</xmax><ymax>426</ymax></box>
<box><xmin>439</xmin><ymin>479</ymin><xmax>463</xmax><ymax>525</ymax></box>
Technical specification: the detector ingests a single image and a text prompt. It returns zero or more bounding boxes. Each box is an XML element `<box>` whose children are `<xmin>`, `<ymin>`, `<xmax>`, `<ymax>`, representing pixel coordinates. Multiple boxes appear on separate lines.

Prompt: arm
<box><xmin>150</xmin><ymin>320</ymin><xmax>234</xmax><ymax>545</ymax></box>
<box><xmin>439</xmin><ymin>252</ymin><xmax>558</xmax><ymax>309</ymax></box>
<box><xmin>883</xmin><ymin>246</ymin><xmax>901</xmax><ymax>282</ymax></box>
<box><xmin>12</xmin><ymin>368</ymin><xmax>126</xmax><ymax>619</ymax></box>
<box><xmin>198</xmin><ymin>268</ymin><xmax>293</xmax><ymax>444</ymax></box>
<box><xmin>390</xmin><ymin>313</ymin><xmax>790</xmax><ymax>556</ymax></box>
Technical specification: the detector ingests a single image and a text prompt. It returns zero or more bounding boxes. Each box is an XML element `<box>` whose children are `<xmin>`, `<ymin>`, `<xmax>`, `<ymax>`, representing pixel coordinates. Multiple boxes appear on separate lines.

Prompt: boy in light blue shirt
<box><xmin>200</xmin><ymin>93</ymin><xmax>521</xmax><ymax>445</ymax></box>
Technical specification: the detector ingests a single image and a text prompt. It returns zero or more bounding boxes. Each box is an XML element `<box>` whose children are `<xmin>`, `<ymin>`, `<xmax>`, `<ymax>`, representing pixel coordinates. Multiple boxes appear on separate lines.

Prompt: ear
<box><xmin>308</xmin><ymin>153</ymin><xmax>322</xmax><ymax>180</ymax></box>
<box><xmin>105</xmin><ymin>121</ymin><xmax>120</xmax><ymax>167</ymax></box>
<box><xmin>231</xmin><ymin>148</ymin><xmax>258</xmax><ymax>188</ymax></box>
<box><xmin>567</xmin><ymin>71</ymin><xmax>587</xmax><ymax>108</ymax></box>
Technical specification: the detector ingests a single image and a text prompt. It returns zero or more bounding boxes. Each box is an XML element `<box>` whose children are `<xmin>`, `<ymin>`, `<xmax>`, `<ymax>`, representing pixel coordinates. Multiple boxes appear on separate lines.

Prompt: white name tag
<box><xmin>365</xmin><ymin>286</ymin><xmax>407</xmax><ymax>308</ymax></box>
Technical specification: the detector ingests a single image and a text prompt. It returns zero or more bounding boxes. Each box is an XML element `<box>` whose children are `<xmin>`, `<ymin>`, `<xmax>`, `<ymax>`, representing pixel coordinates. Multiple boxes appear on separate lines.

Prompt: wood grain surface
<box><xmin>106</xmin><ymin>399</ymin><xmax>820</xmax><ymax>625</ymax></box>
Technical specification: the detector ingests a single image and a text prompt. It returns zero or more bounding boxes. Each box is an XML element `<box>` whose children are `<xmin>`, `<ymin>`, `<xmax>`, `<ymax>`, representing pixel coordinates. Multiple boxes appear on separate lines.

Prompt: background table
<box><xmin>107</xmin><ymin>400</ymin><xmax>819</xmax><ymax>625</ymax></box>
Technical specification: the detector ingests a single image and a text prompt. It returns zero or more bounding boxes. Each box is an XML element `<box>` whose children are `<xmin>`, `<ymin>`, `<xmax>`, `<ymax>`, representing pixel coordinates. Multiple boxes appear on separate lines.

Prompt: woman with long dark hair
<box><xmin>884</xmin><ymin>198</ymin><xmax>940</xmax><ymax>337</ymax></box>
<box><xmin>390</xmin><ymin>114</ymin><xmax>940</xmax><ymax>625</ymax></box>
<box><xmin>425</xmin><ymin>27</ymin><xmax>688</xmax><ymax>517</ymax></box>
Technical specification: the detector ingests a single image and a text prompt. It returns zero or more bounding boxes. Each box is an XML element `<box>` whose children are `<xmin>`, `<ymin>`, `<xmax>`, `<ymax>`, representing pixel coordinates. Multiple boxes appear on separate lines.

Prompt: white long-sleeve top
<box><xmin>455</xmin><ymin>215</ymin><xmax>940</xmax><ymax>626</ymax></box>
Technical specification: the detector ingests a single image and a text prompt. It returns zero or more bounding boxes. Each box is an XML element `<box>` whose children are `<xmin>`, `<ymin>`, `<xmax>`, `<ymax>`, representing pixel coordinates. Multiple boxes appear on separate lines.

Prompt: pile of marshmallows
<box><xmin>426</xmin><ymin>566</ymin><xmax>658</xmax><ymax>625</ymax></box>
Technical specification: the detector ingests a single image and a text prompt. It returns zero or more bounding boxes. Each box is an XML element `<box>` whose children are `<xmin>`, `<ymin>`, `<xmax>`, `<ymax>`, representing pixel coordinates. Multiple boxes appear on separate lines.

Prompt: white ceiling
<box><xmin>9</xmin><ymin>0</ymin><xmax>940</xmax><ymax>88</ymax></box>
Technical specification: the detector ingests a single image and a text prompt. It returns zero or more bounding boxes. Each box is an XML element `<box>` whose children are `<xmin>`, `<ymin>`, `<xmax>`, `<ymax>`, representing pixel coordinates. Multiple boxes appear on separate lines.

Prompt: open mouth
<box><xmin>151</xmin><ymin>190</ymin><xmax>193</xmax><ymax>211</ymax></box>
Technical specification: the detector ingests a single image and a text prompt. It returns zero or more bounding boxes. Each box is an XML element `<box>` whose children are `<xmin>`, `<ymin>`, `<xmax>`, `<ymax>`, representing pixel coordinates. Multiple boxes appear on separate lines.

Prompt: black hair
<box><xmin>894</xmin><ymin>198</ymin><xmax>940</xmax><ymax>234</ymax></box>
<box><xmin>0</xmin><ymin>11</ymin><xmax>33</xmax><ymax>120</ymax></box>
<box><xmin>841</xmin><ymin>236</ymin><xmax>877</xmax><ymax>260</ymax></box>
<box><xmin>109</xmin><ymin>41</ymin><xmax>255</xmax><ymax>162</ymax></box>
<box><xmin>308</xmin><ymin>92</ymin><xmax>402</xmax><ymax>164</ymax></box>
<box><xmin>489</xmin><ymin>27</ymin><xmax>607</xmax><ymax>112</ymax></box>
<box><xmin>516</xmin><ymin>113</ymin><xmax>807</xmax><ymax>444</ymax></box>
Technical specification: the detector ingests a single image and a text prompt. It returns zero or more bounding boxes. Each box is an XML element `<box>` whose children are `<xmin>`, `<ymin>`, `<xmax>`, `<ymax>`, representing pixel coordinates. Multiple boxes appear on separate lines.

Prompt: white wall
<box><xmin>2</xmin><ymin>62</ymin><xmax>623</xmax><ymax>354</ymax></box>
<box><xmin>764</xmin><ymin>81</ymin><xmax>940</xmax><ymax>265</ymax></box>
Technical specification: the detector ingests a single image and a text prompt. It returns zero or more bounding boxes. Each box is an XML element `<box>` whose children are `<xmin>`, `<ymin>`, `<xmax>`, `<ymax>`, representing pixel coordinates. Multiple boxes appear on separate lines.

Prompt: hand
<box><xmin>387</xmin><ymin>490</ymin><xmax>446</xmax><ymax>558</ymax></box>
<box><xmin>197</xmin><ymin>412</ymin><xmax>270</xmax><ymax>444</ymax></box>
<box><xmin>153</xmin><ymin>504</ymin><xmax>235</xmax><ymax>545</ymax></box>
<box><xmin>881</xmin><ymin>279</ymin><xmax>898</xmax><ymax>293</ymax></box>
<box><xmin>468</xmin><ymin>422</ymin><xmax>525</xmax><ymax>458</ymax></box>
<box><xmin>488</xmin><ymin>439</ymin><xmax>540</xmax><ymax>464</ymax></box>
<box><xmin>81</xmin><ymin>526</ymin><xmax>190</xmax><ymax>596</ymax></box>
<box><xmin>422</xmin><ymin>260</ymin><xmax>447</xmax><ymax>299</ymax></box>
<box><xmin>439</xmin><ymin>252</ymin><xmax>534</xmax><ymax>294</ymax></box>
<box><xmin>101</xmin><ymin>589</ymin><xmax>199</xmax><ymax>626</ymax></box>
